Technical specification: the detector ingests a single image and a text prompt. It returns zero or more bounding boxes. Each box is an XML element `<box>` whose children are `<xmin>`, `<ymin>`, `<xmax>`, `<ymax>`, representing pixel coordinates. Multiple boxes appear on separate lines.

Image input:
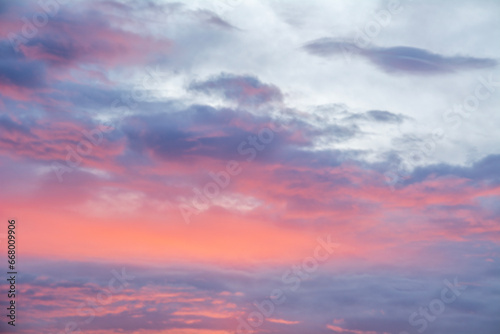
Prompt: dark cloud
<box><xmin>27</xmin><ymin>36</ymin><xmax>83</xmax><ymax>64</ymax></box>
<box><xmin>0</xmin><ymin>1</ymin><xmax>8</xmax><ymax>14</ymax></box>
<box><xmin>0</xmin><ymin>114</ymin><xmax>33</xmax><ymax>135</ymax></box>
<box><xmin>303</xmin><ymin>38</ymin><xmax>497</xmax><ymax>74</ymax></box>
<box><xmin>367</xmin><ymin>110</ymin><xmax>405</xmax><ymax>123</ymax></box>
<box><xmin>123</xmin><ymin>106</ymin><xmax>248</xmax><ymax>161</ymax></box>
<box><xmin>120</xmin><ymin>102</ymin><xmax>364</xmax><ymax>170</ymax></box>
<box><xmin>49</xmin><ymin>82</ymin><xmax>125</xmax><ymax>110</ymax></box>
<box><xmin>347</xmin><ymin>110</ymin><xmax>406</xmax><ymax>124</ymax></box>
<box><xmin>0</xmin><ymin>59</ymin><xmax>46</xmax><ymax>87</ymax></box>
<box><xmin>189</xmin><ymin>73</ymin><xmax>283</xmax><ymax>107</ymax></box>
<box><xmin>193</xmin><ymin>9</ymin><xmax>239</xmax><ymax>30</ymax></box>
<box><xmin>313</xmin><ymin>123</ymin><xmax>360</xmax><ymax>141</ymax></box>
<box><xmin>122</xmin><ymin>104</ymin><xmax>303</xmax><ymax>164</ymax></box>
<box><xmin>407</xmin><ymin>154</ymin><xmax>500</xmax><ymax>185</ymax></box>
<box><xmin>0</xmin><ymin>41</ymin><xmax>46</xmax><ymax>88</ymax></box>
<box><xmin>272</xmin><ymin>148</ymin><xmax>352</xmax><ymax>169</ymax></box>
<box><xmin>0</xmin><ymin>0</ymin><xmax>24</xmax><ymax>16</ymax></box>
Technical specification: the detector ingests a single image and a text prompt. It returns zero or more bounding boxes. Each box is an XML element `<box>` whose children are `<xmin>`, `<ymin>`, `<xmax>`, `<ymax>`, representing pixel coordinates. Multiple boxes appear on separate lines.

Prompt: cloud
<box><xmin>189</xmin><ymin>73</ymin><xmax>284</xmax><ymax>107</ymax></box>
<box><xmin>346</xmin><ymin>110</ymin><xmax>407</xmax><ymax>124</ymax></box>
<box><xmin>21</xmin><ymin>15</ymin><xmax>171</xmax><ymax>68</ymax></box>
<box><xmin>1</xmin><ymin>1</ymin><xmax>499</xmax><ymax>334</ymax></box>
<box><xmin>192</xmin><ymin>9</ymin><xmax>239</xmax><ymax>30</ymax></box>
<box><xmin>407</xmin><ymin>154</ymin><xmax>500</xmax><ymax>185</ymax></box>
<box><xmin>303</xmin><ymin>38</ymin><xmax>497</xmax><ymax>74</ymax></box>
<box><xmin>366</xmin><ymin>110</ymin><xmax>405</xmax><ymax>123</ymax></box>
<box><xmin>9</xmin><ymin>259</ymin><xmax>500</xmax><ymax>334</ymax></box>
<box><xmin>0</xmin><ymin>41</ymin><xmax>46</xmax><ymax>88</ymax></box>
<box><xmin>0</xmin><ymin>114</ymin><xmax>33</xmax><ymax>135</ymax></box>
<box><xmin>122</xmin><ymin>103</ymin><xmax>305</xmax><ymax>164</ymax></box>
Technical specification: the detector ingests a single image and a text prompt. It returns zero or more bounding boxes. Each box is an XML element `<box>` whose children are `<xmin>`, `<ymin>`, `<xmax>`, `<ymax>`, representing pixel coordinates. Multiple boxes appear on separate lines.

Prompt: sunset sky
<box><xmin>0</xmin><ymin>0</ymin><xmax>499</xmax><ymax>333</ymax></box>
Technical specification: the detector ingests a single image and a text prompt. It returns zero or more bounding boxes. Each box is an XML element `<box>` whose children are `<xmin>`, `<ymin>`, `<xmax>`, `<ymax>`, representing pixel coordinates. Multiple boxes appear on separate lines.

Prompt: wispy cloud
<box><xmin>303</xmin><ymin>38</ymin><xmax>497</xmax><ymax>74</ymax></box>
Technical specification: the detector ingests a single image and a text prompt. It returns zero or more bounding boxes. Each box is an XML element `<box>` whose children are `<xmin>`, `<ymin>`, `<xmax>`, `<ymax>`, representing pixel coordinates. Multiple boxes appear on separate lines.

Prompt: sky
<box><xmin>0</xmin><ymin>0</ymin><xmax>499</xmax><ymax>333</ymax></box>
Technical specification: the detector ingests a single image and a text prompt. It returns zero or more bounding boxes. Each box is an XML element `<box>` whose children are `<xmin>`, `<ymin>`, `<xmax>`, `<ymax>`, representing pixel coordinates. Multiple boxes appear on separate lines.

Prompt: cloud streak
<box><xmin>303</xmin><ymin>38</ymin><xmax>497</xmax><ymax>74</ymax></box>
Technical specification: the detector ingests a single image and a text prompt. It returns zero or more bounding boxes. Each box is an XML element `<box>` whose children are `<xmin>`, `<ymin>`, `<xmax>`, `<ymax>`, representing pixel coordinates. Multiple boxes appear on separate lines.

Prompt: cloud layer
<box><xmin>0</xmin><ymin>1</ymin><xmax>499</xmax><ymax>334</ymax></box>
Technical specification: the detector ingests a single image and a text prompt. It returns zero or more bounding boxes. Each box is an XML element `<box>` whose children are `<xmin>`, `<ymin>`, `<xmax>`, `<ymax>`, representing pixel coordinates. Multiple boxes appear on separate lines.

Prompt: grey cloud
<box><xmin>189</xmin><ymin>73</ymin><xmax>283</xmax><ymax>107</ymax></box>
<box><xmin>347</xmin><ymin>110</ymin><xmax>407</xmax><ymax>123</ymax></box>
<box><xmin>407</xmin><ymin>154</ymin><xmax>500</xmax><ymax>185</ymax></box>
<box><xmin>303</xmin><ymin>38</ymin><xmax>497</xmax><ymax>74</ymax></box>
<box><xmin>192</xmin><ymin>9</ymin><xmax>239</xmax><ymax>30</ymax></box>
